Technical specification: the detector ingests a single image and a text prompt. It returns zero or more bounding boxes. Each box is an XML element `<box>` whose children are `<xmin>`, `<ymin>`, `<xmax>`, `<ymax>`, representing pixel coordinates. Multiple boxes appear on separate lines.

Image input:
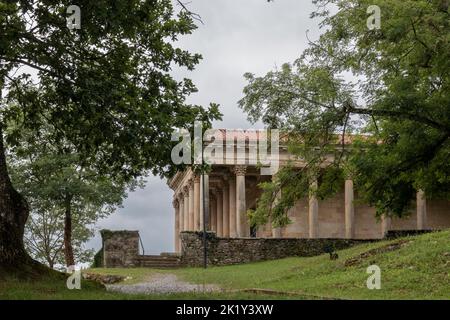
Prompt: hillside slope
<box><xmin>2</xmin><ymin>230</ymin><xmax>448</xmax><ymax>299</ymax></box>
<box><xmin>174</xmin><ymin>230</ymin><xmax>450</xmax><ymax>299</ymax></box>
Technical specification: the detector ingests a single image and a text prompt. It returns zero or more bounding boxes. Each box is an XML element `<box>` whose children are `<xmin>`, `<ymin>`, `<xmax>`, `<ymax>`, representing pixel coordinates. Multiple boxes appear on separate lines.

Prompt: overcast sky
<box><xmin>88</xmin><ymin>0</ymin><xmax>322</xmax><ymax>254</ymax></box>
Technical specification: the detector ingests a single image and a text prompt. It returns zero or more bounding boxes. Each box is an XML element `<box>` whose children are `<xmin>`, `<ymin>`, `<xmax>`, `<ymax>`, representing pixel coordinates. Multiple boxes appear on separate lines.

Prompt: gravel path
<box><xmin>106</xmin><ymin>273</ymin><xmax>219</xmax><ymax>295</ymax></box>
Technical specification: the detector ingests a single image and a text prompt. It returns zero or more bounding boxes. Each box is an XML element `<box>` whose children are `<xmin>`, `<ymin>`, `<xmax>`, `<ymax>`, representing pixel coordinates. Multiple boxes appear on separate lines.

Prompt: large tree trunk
<box><xmin>63</xmin><ymin>194</ymin><xmax>75</xmax><ymax>267</ymax></box>
<box><xmin>0</xmin><ymin>125</ymin><xmax>32</xmax><ymax>271</ymax></box>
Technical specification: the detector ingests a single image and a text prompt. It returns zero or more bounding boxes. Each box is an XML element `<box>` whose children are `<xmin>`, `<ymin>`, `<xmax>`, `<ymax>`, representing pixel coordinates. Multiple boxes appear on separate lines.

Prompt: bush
<box><xmin>91</xmin><ymin>248</ymin><xmax>104</xmax><ymax>268</ymax></box>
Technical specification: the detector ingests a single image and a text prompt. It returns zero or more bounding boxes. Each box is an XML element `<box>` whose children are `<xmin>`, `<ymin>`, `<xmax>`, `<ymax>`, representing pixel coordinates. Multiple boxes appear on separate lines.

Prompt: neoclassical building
<box><xmin>168</xmin><ymin>130</ymin><xmax>450</xmax><ymax>253</ymax></box>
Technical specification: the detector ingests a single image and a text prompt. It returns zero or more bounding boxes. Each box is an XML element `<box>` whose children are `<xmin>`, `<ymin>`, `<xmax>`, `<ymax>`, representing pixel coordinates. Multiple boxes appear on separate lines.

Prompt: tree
<box><xmin>239</xmin><ymin>0</ymin><xmax>450</xmax><ymax>227</ymax></box>
<box><xmin>23</xmin><ymin>206</ymin><xmax>95</xmax><ymax>269</ymax></box>
<box><xmin>0</xmin><ymin>0</ymin><xmax>220</xmax><ymax>273</ymax></box>
<box><xmin>7</xmin><ymin>122</ymin><xmax>139</xmax><ymax>267</ymax></box>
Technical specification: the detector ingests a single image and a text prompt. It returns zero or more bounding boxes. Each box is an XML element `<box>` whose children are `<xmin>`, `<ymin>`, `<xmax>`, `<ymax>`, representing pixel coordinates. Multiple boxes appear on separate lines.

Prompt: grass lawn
<box><xmin>1</xmin><ymin>230</ymin><xmax>449</xmax><ymax>299</ymax></box>
<box><xmin>173</xmin><ymin>230</ymin><xmax>450</xmax><ymax>299</ymax></box>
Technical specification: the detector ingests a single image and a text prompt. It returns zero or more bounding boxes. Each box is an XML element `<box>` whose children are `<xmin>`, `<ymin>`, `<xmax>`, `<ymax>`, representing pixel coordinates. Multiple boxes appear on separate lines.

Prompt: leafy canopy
<box><xmin>7</xmin><ymin>122</ymin><xmax>141</xmax><ymax>267</ymax></box>
<box><xmin>239</xmin><ymin>0</ymin><xmax>450</xmax><ymax>227</ymax></box>
<box><xmin>1</xmin><ymin>0</ymin><xmax>220</xmax><ymax>180</ymax></box>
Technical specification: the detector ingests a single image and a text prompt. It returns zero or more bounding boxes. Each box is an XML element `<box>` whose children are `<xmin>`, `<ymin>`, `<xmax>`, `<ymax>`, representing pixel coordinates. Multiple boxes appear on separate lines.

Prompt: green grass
<box><xmin>1</xmin><ymin>230</ymin><xmax>449</xmax><ymax>299</ymax></box>
<box><xmin>170</xmin><ymin>230</ymin><xmax>450</xmax><ymax>299</ymax></box>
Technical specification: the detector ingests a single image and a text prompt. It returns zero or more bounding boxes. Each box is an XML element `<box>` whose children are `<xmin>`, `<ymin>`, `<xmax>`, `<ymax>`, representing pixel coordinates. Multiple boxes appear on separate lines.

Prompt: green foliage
<box><xmin>24</xmin><ymin>207</ymin><xmax>96</xmax><ymax>269</ymax></box>
<box><xmin>239</xmin><ymin>0</ymin><xmax>450</xmax><ymax>225</ymax></box>
<box><xmin>91</xmin><ymin>248</ymin><xmax>103</xmax><ymax>268</ymax></box>
<box><xmin>1</xmin><ymin>0</ymin><xmax>221</xmax><ymax>180</ymax></box>
<box><xmin>7</xmin><ymin>123</ymin><xmax>140</xmax><ymax>268</ymax></box>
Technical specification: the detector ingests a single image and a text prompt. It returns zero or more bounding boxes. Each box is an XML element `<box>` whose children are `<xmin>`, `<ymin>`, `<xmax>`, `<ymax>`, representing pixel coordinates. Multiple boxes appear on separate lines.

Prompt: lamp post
<box><xmin>200</xmin><ymin>121</ymin><xmax>208</xmax><ymax>269</ymax></box>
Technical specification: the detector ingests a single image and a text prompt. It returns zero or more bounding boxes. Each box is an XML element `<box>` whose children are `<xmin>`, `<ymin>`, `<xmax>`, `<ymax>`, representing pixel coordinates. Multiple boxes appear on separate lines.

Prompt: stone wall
<box><xmin>181</xmin><ymin>231</ymin><xmax>370</xmax><ymax>267</ymax></box>
<box><xmin>101</xmin><ymin>230</ymin><xmax>140</xmax><ymax>268</ymax></box>
<box><xmin>386</xmin><ymin>230</ymin><xmax>433</xmax><ymax>239</ymax></box>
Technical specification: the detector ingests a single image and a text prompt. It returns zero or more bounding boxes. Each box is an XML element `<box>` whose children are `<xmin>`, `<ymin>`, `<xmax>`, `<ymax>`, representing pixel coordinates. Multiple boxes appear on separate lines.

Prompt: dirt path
<box><xmin>106</xmin><ymin>273</ymin><xmax>219</xmax><ymax>295</ymax></box>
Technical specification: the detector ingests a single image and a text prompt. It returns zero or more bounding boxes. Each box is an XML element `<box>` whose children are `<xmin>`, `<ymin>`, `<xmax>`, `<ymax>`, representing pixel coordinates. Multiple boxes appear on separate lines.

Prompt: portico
<box><xmin>167</xmin><ymin>129</ymin><xmax>450</xmax><ymax>253</ymax></box>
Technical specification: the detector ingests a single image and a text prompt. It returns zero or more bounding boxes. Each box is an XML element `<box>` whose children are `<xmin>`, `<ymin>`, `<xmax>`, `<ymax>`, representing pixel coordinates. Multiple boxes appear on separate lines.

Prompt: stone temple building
<box><xmin>168</xmin><ymin>129</ymin><xmax>450</xmax><ymax>253</ymax></box>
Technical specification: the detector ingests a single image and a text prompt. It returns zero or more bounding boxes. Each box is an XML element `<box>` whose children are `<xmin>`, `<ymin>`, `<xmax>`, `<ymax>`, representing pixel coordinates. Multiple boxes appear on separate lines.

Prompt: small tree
<box><xmin>8</xmin><ymin>122</ymin><xmax>140</xmax><ymax>267</ymax></box>
<box><xmin>24</xmin><ymin>206</ymin><xmax>95</xmax><ymax>269</ymax></box>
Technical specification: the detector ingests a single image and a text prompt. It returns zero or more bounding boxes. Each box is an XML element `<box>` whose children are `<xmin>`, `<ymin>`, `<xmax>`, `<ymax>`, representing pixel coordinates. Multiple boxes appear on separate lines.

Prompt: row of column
<box><xmin>174</xmin><ymin>174</ymin><xmax>429</xmax><ymax>252</ymax></box>
<box><xmin>173</xmin><ymin>166</ymin><xmax>249</xmax><ymax>252</ymax></box>
<box><xmin>342</xmin><ymin>180</ymin><xmax>428</xmax><ymax>239</ymax></box>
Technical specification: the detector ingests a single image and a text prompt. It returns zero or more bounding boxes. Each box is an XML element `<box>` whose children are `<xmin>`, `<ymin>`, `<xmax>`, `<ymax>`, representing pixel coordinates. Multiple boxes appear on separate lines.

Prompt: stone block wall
<box><xmin>101</xmin><ymin>230</ymin><xmax>140</xmax><ymax>268</ymax></box>
<box><xmin>385</xmin><ymin>230</ymin><xmax>432</xmax><ymax>239</ymax></box>
<box><xmin>180</xmin><ymin>231</ymin><xmax>370</xmax><ymax>267</ymax></box>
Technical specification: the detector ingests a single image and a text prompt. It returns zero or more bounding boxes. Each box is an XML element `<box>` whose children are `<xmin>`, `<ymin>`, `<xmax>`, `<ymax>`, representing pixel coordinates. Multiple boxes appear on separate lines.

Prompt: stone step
<box><xmin>136</xmin><ymin>256</ymin><xmax>181</xmax><ymax>262</ymax></box>
<box><xmin>140</xmin><ymin>260</ymin><xmax>182</xmax><ymax>264</ymax></box>
<box><xmin>134</xmin><ymin>254</ymin><xmax>184</xmax><ymax>268</ymax></box>
<box><xmin>138</xmin><ymin>261</ymin><xmax>184</xmax><ymax>267</ymax></box>
<box><xmin>139</xmin><ymin>263</ymin><xmax>184</xmax><ymax>269</ymax></box>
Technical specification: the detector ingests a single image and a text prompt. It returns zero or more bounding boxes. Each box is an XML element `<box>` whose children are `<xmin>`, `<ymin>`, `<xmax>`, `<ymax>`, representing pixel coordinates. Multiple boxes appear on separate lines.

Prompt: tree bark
<box><xmin>63</xmin><ymin>194</ymin><xmax>75</xmax><ymax>267</ymax></box>
<box><xmin>0</xmin><ymin>125</ymin><xmax>32</xmax><ymax>270</ymax></box>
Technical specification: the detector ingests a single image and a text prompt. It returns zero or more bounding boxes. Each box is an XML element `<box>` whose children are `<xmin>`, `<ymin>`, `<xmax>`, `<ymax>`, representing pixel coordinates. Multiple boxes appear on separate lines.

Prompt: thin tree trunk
<box><xmin>63</xmin><ymin>194</ymin><xmax>75</xmax><ymax>267</ymax></box>
<box><xmin>0</xmin><ymin>125</ymin><xmax>31</xmax><ymax>269</ymax></box>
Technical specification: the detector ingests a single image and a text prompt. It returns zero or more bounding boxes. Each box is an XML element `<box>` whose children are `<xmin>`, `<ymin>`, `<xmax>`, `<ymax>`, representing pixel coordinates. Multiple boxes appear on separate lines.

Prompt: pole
<box><xmin>201</xmin><ymin>122</ymin><xmax>207</xmax><ymax>269</ymax></box>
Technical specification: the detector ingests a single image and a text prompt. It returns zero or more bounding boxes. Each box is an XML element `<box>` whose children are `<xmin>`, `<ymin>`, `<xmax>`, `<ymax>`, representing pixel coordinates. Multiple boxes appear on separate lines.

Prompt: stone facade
<box><xmin>101</xmin><ymin>230</ymin><xmax>140</xmax><ymax>268</ymax></box>
<box><xmin>180</xmin><ymin>231</ymin><xmax>369</xmax><ymax>267</ymax></box>
<box><xmin>167</xmin><ymin>129</ymin><xmax>450</xmax><ymax>253</ymax></box>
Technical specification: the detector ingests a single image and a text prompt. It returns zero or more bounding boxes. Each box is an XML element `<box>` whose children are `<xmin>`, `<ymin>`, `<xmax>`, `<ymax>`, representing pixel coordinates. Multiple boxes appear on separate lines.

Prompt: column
<box><xmin>229</xmin><ymin>176</ymin><xmax>237</xmax><ymax>237</ymax></box>
<box><xmin>417</xmin><ymin>190</ymin><xmax>427</xmax><ymax>230</ymax></box>
<box><xmin>193</xmin><ymin>175</ymin><xmax>201</xmax><ymax>231</ymax></box>
<box><xmin>272</xmin><ymin>226</ymin><xmax>282</xmax><ymax>238</ymax></box>
<box><xmin>345</xmin><ymin>179</ymin><xmax>355</xmax><ymax>239</ymax></box>
<box><xmin>381</xmin><ymin>214</ymin><xmax>391</xmax><ymax>238</ymax></box>
<box><xmin>308</xmin><ymin>178</ymin><xmax>319</xmax><ymax>238</ymax></box>
<box><xmin>173</xmin><ymin>199</ymin><xmax>180</xmax><ymax>252</ymax></box>
<box><xmin>235</xmin><ymin>165</ymin><xmax>249</xmax><ymax>237</ymax></box>
<box><xmin>272</xmin><ymin>175</ymin><xmax>282</xmax><ymax>238</ymax></box>
<box><xmin>178</xmin><ymin>194</ymin><xmax>184</xmax><ymax>232</ymax></box>
<box><xmin>210</xmin><ymin>194</ymin><xmax>217</xmax><ymax>232</ymax></box>
<box><xmin>200</xmin><ymin>174</ymin><xmax>209</xmax><ymax>231</ymax></box>
<box><xmin>216</xmin><ymin>190</ymin><xmax>223</xmax><ymax>237</ymax></box>
<box><xmin>188</xmin><ymin>180</ymin><xmax>194</xmax><ymax>230</ymax></box>
<box><xmin>222</xmin><ymin>180</ymin><xmax>230</xmax><ymax>237</ymax></box>
<box><xmin>183</xmin><ymin>186</ymin><xmax>189</xmax><ymax>231</ymax></box>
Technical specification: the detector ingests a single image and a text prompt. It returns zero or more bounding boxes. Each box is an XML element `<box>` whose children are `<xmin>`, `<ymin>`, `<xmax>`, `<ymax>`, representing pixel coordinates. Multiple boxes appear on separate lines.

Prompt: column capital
<box><xmin>234</xmin><ymin>165</ymin><xmax>247</xmax><ymax>176</ymax></box>
<box><xmin>172</xmin><ymin>198</ymin><xmax>179</xmax><ymax>208</ymax></box>
<box><xmin>183</xmin><ymin>185</ymin><xmax>189</xmax><ymax>195</ymax></box>
<box><xmin>193</xmin><ymin>174</ymin><xmax>201</xmax><ymax>183</ymax></box>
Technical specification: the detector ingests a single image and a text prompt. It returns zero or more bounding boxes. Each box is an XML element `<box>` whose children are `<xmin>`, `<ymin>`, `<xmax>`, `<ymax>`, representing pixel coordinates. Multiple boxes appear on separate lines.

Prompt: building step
<box><xmin>134</xmin><ymin>254</ymin><xmax>184</xmax><ymax>268</ymax></box>
<box><xmin>138</xmin><ymin>262</ymin><xmax>184</xmax><ymax>268</ymax></box>
<box><xmin>136</xmin><ymin>256</ymin><xmax>181</xmax><ymax>262</ymax></box>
